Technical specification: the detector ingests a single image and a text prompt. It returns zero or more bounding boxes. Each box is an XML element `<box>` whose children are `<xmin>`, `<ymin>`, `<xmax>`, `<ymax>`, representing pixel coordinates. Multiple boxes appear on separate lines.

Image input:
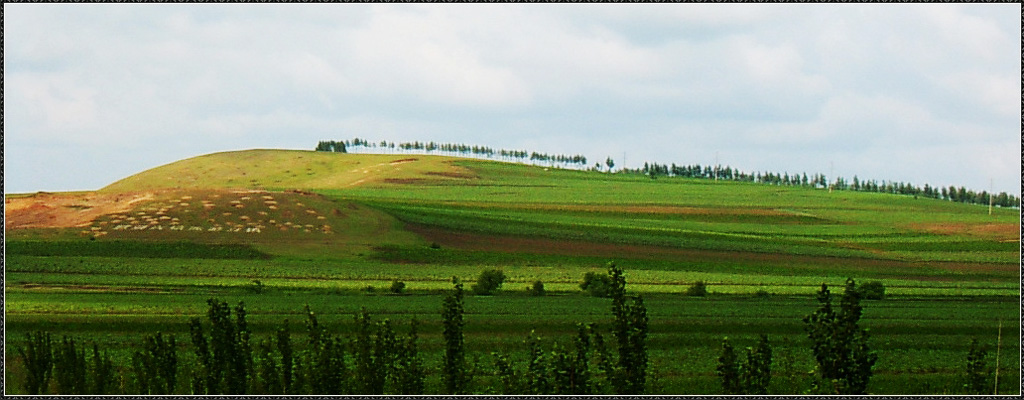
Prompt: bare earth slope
<box><xmin>5</xmin><ymin>191</ymin><xmax>157</xmax><ymax>229</ymax></box>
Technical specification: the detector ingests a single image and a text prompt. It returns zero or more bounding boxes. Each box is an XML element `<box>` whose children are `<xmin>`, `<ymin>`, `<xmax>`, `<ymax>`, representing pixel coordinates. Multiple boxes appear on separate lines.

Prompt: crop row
<box><xmin>6</xmin><ymin>240</ymin><xmax>270</xmax><ymax>260</ymax></box>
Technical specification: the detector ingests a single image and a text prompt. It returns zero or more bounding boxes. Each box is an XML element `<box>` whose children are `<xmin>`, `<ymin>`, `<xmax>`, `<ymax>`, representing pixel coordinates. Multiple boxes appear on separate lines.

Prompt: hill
<box><xmin>8</xmin><ymin>148</ymin><xmax>1019</xmax><ymax>276</ymax></box>
<box><xmin>6</xmin><ymin>148</ymin><xmax>1020</xmax><ymax>395</ymax></box>
<box><xmin>8</xmin><ymin>148</ymin><xmax>1015</xmax><ymax>268</ymax></box>
<box><xmin>100</xmin><ymin>149</ymin><xmax>475</xmax><ymax>192</ymax></box>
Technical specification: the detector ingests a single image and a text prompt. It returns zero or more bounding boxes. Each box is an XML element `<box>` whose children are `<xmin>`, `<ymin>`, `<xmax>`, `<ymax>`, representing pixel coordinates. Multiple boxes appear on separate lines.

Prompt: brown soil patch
<box><xmin>384</xmin><ymin>178</ymin><xmax>427</xmax><ymax>184</ymax></box>
<box><xmin>405</xmin><ymin>225</ymin><xmax>1017</xmax><ymax>278</ymax></box>
<box><xmin>390</xmin><ymin>158</ymin><xmax>418</xmax><ymax>165</ymax></box>
<box><xmin>19</xmin><ymin>283</ymin><xmax>184</xmax><ymax>293</ymax></box>
<box><xmin>433</xmin><ymin>202</ymin><xmax>800</xmax><ymax>219</ymax></box>
<box><xmin>5</xmin><ymin>191</ymin><xmax>157</xmax><ymax>229</ymax></box>
<box><xmin>909</xmin><ymin>222</ymin><xmax>1019</xmax><ymax>242</ymax></box>
<box><xmin>425</xmin><ymin>171</ymin><xmax>477</xmax><ymax>179</ymax></box>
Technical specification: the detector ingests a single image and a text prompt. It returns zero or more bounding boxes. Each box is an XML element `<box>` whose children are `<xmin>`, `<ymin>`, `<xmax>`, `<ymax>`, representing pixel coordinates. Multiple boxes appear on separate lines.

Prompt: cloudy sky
<box><xmin>5</xmin><ymin>3</ymin><xmax>1020</xmax><ymax>194</ymax></box>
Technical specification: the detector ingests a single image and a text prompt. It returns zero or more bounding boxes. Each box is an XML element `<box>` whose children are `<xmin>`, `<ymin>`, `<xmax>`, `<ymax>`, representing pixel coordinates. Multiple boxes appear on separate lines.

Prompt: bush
<box><xmin>803</xmin><ymin>279</ymin><xmax>877</xmax><ymax>394</ymax></box>
<box><xmin>18</xmin><ymin>331</ymin><xmax>53</xmax><ymax>394</ymax></box>
<box><xmin>685</xmin><ymin>281</ymin><xmax>708</xmax><ymax>297</ymax></box>
<box><xmin>248</xmin><ymin>280</ymin><xmax>265</xmax><ymax>294</ymax></box>
<box><xmin>528</xmin><ymin>281</ymin><xmax>545</xmax><ymax>297</ymax></box>
<box><xmin>964</xmin><ymin>338</ymin><xmax>990</xmax><ymax>394</ymax></box>
<box><xmin>860</xmin><ymin>281</ymin><xmax>885</xmax><ymax>300</ymax></box>
<box><xmin>580</xmin><ymin>272</ymin><xmax>613</xmax><ymax>298</ymax></box>
<box><xmin>390</xmin><ymin>281</ymin><xmax>406</xmax><ymax>295</ymax></box>
<box><xmin>472</xmin><ymin>269</ymin><xmax>506</xmax><ymax>296</ymax></box>
<box><xmin>442</xmin><ymin>278</ymin><xmax>468</xmax><ymax>394</ymax></box>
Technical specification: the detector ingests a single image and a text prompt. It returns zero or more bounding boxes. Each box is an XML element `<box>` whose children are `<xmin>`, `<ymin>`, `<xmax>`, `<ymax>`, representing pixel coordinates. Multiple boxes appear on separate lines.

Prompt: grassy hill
<box><xmin>100</xmin><ymin>149</ymin><xmax>475</xmax><ymax>192</ymax></box>
<box><xmin>15</xmin><ymin>148</ymin><xmax>1020</xmax><ymax>280</ymax></box>
<box><xmin>6</xmin><ymin>149</ymin><xmax>1020</xmax><ymax>395</ymax></box>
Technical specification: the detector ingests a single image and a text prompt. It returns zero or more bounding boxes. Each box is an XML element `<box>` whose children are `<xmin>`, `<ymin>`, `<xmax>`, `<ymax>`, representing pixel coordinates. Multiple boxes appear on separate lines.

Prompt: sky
<box><xmin>4</xmin><ymin>3</ymin><xmax>1021</xmax><ymax>194</ymax></box>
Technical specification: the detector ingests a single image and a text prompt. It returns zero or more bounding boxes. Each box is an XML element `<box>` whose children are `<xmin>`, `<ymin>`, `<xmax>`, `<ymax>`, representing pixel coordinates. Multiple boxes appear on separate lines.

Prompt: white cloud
<box><xmin>6</xmin><ymin>73</ymin><xmax>99</xmax><ymax>142</ymax></box>
<box><xmin>3</xmin><ymin>3</ymin><xmax>1019</xmax><ymax>194</ymax></box>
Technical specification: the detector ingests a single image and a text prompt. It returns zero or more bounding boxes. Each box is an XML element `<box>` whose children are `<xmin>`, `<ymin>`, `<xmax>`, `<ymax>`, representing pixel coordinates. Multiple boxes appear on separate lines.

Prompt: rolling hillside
<box><xmin>7</xmin><ymin>148</ymin><xmax>1019</xmax><ymax>284</ymax></box>
<box><xmin>6</xmin><ymin>149</ymin><xmax>1020</xmax><ymax>395</ymax></box>
<box><xmin>99</xmin><ymin>149</ymin><xmax>475</xmax><ymax>192</ymax></box>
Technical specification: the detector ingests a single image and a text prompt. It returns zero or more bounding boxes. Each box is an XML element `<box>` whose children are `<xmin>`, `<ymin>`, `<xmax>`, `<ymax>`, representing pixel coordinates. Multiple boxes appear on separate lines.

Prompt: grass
<box><xmin>5</xmin><ymin>287</ymin><xmax>1019</xmax><ymax>395</ymax></box>
<box><xmin>6</xmin><ymin>240</ymin><xmax>270</xmax><ymax>259</ymax></box>
<box><xmin>100</xmin><ymin>150</ymin><xmax>471</xmax><ymax>192</ymax></box>
<box><xmin>5</xmin><ymin>150</ymin><xmax>1020</xmax><ymax>395</ymax></box>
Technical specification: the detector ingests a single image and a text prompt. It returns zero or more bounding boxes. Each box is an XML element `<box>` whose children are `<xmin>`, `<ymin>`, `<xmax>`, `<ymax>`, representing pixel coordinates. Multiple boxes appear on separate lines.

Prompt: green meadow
<box><xmin>5</xmin><ymin>150</ymin><xmax>1019</xmax><ymax>394</ymax></box>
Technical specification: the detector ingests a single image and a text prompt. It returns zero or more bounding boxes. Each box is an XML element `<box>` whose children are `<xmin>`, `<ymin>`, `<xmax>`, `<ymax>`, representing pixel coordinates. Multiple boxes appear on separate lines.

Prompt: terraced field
<box><xmin>4</xmin><ymin>150</ymin><xmax>1019</xmax><ymax>395</ymax></box>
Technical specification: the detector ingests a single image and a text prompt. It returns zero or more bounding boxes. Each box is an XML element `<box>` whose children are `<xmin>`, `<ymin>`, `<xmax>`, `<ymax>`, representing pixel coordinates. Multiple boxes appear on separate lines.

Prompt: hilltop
<box><xmin>100</xmin><ymin>149</ymin><xmax>476</xmax><ymax>192</ymax></box>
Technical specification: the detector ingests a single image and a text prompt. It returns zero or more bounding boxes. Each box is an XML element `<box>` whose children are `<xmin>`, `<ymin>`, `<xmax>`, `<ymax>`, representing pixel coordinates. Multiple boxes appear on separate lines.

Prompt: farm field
<box><xmin>4</xmin><ymin>279</ymin><xmax>1018</xmax><ymax>395</ymax></box>
<box><xmin>4</xmin><ymin>150</ymin><xmax>1020</xmax><ymax>395</ymax></box>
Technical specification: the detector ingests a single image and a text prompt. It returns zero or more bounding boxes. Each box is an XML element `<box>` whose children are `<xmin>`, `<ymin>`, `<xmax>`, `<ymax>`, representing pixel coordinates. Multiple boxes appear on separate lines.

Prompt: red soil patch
<box><xmin>20</xmin><ymin>283</ymin><xmax>183</xmax><ymax>293</ymax></box>
<box><xmin>425</xmin><ymin>171</ymin><xmax>477</xmax><ymax>179</ymax></box>
<box><xmin>390</xmin><ymin>158</ymin><xmax>418</xmax><ymax>165</ymax></box>
<box><xmin>384</xmin><ymin>178</ymin><xmax>427</xmax><ymax>184</ymax></box>
<box><xmin>909</xmin><ymin>222</ymin><xmax>1019</xmax><ymax>242</ymax></box>
<box><xmin>405</xmin><ymin>225</ymin><xmax>1016</xmax><ymax>279</ymax></box>
<box><xmin>447</xmin><ymin>202</ymin><xmax>791</xmax><ymax>218</ymax></box>
<box><xmin>5</xmin><ymin>191</ymin><xmax>157</xmax><ymax>229</ymax></box>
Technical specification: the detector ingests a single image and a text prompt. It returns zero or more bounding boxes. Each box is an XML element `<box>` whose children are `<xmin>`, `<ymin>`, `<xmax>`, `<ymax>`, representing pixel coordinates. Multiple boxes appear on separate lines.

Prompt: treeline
<box><xmin>315</xmin><ymin>138</ymin><xmax>588</xmax><ymax>169</ymax></box>
<box><xmin>629</xmin><ymin>161</ymin><xmax>1020</xmax><ymax>208</ymax></box>
<box><xmin>317</xmin><ymin>138</ymin><xmax>1018</xmax><ymax>209</ymax></box>
<box><xmin>315</xmin><ymin>140</ymin><xmax>348</xmax><ymax>153</ymax></box>
<box><xmin>12</xmin><ymin>269</ymin><xmax>1000</xmax><ymax>395</ymax></box>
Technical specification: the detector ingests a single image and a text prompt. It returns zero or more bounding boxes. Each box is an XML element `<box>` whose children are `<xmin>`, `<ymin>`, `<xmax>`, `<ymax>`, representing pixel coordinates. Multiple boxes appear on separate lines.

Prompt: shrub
<box><xmin>393</xmin><ymin>320</ymin><xmax>425</xmax><ymax>395</ymax></box>
<box><xmin>472</xmin><ymin>269</ymin><xmax>506</xmax><ymax>296</ymax></box>
<box><xmin>442</xmin><ymin>278</ymin><xmax>469</xmax><ymax>394</ymax></box>
<box><xmin>390</xmin><ymin>281</ymin><xmax>406</xmax><ymax>295</ymax></box>
<box><xmin>964</xmin><ymin>338</ymin><xmax>990</xmax><ymax>394</ymax></box>
<box><xmin>860</xmin><ymin>281</ymin><xmax>885</xmax><ymax>300</ymax></box>
<box><xmin>803</xmin><ymin>279</ymin><xmax>877</xmax><ymax>395</ymax></box>
<box><xmin>741</xmin><ymin>335</ymin><xmax>772</xmax><ymax>395</ymax></box>
<box><xmin>302</xmin><ymin>305</ymin><xmax>347</xmax><ymax>394</ymax></box>
<box><xmin>528</xmin><ymin>281</ymin><xmax>545</xmax><ymax>296</ymax></box>
<box><xmin>88</xmin><ymin>343</ymin><xmax>116</xmax><ymax>395</ymax></box>
<box><xmin>685</xmin><ymin>281</ymin><xmax>708</xmax><ymax>297</ymax></box>
<box><xmin>18</xmin><ymin>331</ymin><xmax>53</xmax><ymax>395</ymax></box>
<box><xmin>716</xmin><ymin>335</ymin><xmax>773</xmax><ymax>395</ymax></box>
<box><xmin>275</xmin><ymin>327</ymin><xmax>294</xmax><ymax>395</ymax></box>
<box><xmin>54</xmin><ymin>336</ymin><xmax>87</xmax><ymax>394</ymax></box>
<box><xmin>131</xmin><ymin>332</ymin><xmax>178</xmax><ymax>395</ymax></box>
<box><xmin>492</xmin><ymin>352</ymin><xmax>521</xmax><ymax>394</ymax></box>
<box><xmin>188</xmin><ymin>299</ymin><xmax>252</xmax><ymax>395</ymax></box>
<box><xmin>607</xmin><ymin>262</ymin><xmax>649</xmax><ymax>394</ymax></box>
<box><xmin>716</xmin><ymin>338</ymin><xmax>741</xmax><ymax>394</ymax></box>
<box><xmin>580</xmin><ymin>272</ymin><xmax>613</xmax><ymax>298</ymax></box>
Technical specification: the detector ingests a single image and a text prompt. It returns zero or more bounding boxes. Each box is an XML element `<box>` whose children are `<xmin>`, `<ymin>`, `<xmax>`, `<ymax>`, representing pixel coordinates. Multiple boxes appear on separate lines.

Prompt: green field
<box><xmin>5</xmin><ymin>150</ymin><xmax>1020</xmax><ymax>395</ymax></box>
